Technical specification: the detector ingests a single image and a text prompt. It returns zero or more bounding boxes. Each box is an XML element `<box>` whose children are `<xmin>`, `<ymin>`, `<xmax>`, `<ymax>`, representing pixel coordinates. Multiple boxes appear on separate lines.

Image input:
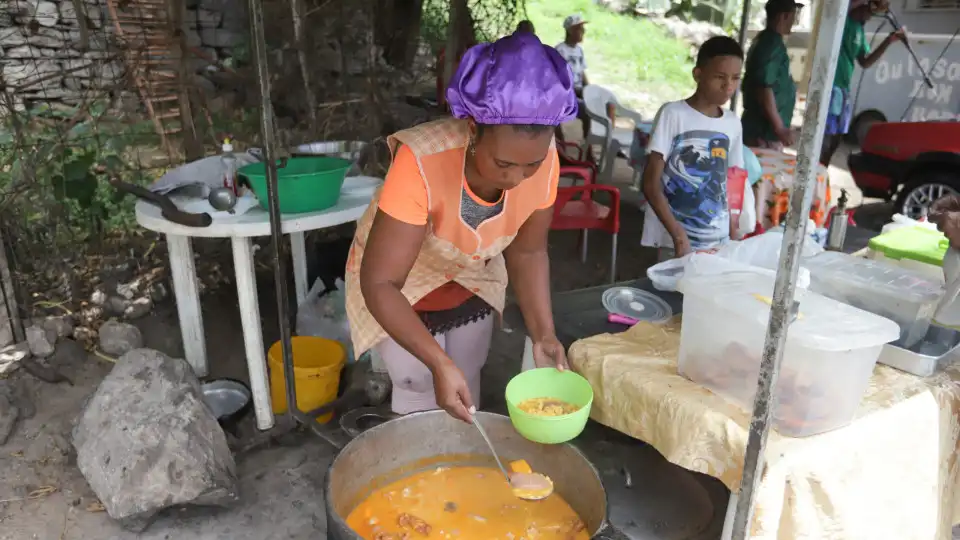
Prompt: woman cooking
<box><xmin>345</xmin><ymin>32</ymin><xmax>576</xmax><ymax>423</ymax></box>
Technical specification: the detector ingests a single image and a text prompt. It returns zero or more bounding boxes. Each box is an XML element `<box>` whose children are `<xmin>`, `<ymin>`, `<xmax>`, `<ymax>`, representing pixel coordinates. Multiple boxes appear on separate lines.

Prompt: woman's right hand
<box><xmin>432</xmin><ymin>361</ymin><xmax>475</xmax><ymax>423</ymax></box>
<box><xmin>931</xmin><ymin>195</ymin><xmax>960</xmax><ymax>248</ymax></box>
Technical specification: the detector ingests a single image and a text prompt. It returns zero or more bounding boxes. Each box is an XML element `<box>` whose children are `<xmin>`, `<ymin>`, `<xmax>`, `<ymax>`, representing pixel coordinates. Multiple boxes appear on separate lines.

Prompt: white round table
<box><xmin>135</xmin><ymin>188</ymin><xmax>373</xmax><ymax>430</ymax></box>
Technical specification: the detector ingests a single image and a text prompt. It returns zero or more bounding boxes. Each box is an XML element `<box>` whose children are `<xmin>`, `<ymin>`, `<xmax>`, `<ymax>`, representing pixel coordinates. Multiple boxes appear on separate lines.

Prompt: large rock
<box><xmin>72</xmin><ymin>349</ymin><xmax>238</xmax><ymax>531</ymax></box>
<box><xmin>98</xmin><ymin>320</ymin><xmax>143</xmax><ymax>356</ymax></box>
<box><xmin>25</xmin><ymin>324</ymin><xmax>56</xmax><ymax>358</ymax></box>
<box><xmin>0</xmin><ymin>393</ymin><xmax>18</xmax><ymax>445</ymax></box>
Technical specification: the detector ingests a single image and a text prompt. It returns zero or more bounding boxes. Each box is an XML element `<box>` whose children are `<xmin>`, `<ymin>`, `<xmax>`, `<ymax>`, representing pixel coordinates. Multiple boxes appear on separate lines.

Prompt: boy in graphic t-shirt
<box><xmin>642</xmin><ymin>36</ymin><xmax>746</xmax><ymax>260</ymax></box>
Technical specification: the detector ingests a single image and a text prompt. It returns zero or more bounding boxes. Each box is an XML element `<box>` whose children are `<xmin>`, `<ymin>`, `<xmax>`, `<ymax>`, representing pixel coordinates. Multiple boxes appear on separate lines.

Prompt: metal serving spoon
<box><xmin>471</xmin><ymin>414</ymin><xmax>554</xmax><ymax>501</ymax></box>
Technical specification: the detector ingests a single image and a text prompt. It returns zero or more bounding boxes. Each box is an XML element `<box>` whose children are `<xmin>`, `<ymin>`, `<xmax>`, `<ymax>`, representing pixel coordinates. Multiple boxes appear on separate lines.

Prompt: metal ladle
<box><xmin>208</xmin><ymin>187</ymin><xmax>238</xmax><ymax>212</ymax></box>
<box><xmin>471</xmin><ymin>414</ymin><xmax>554</xmax><ymax>501</ymax></box>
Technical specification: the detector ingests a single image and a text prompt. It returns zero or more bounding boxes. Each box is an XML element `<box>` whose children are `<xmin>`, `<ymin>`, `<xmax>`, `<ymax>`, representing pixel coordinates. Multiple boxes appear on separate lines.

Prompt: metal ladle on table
<box><xmin>208</xmin><ymin>187</ymin><xmax>238</xmax><ymax>212</ymax></box>
<box><xmin>471</xmin><ymin>414</ymin><xmax>554</xmax><ymax>501</ymax></box>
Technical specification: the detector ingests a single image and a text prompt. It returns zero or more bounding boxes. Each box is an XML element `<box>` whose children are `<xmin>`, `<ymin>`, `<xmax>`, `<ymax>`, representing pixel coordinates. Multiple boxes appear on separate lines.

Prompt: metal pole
<box><xmin>729</xmin><ymin>0</ymin><xmax>753</xmax><ymax>111</ymax></box>
<box><xmin>245</xmin><ymin>0</ymin><xmax>363</xmax><ymax>450</ymax></box>
<box><xmin>729</xmin><ymin>0</ymin><xmax>848</xmax><ymax>535</ymax></box>
<box><xmin>246</xmin><ymin>0</ymin><xmax>300</xmax><ymax>430</ymax></box>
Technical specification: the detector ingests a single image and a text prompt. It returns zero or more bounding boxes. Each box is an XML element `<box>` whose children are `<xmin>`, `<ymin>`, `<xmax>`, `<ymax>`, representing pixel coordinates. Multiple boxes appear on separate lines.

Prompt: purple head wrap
<box><xmin>446</xmin><ymin>32</ymin><xmax>579</xmax><ymax>126</ymax></box>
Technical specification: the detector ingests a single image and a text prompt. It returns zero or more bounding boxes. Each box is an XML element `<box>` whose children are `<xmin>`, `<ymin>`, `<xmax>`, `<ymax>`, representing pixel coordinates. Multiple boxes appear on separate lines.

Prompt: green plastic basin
<box><xmin>505</xmin><ymin>368</ymin><xmax>594</xmax><ymax>444</ymax></box>
<box><xmin>240</xmin><ymin>156</ymin><xmax>352</xmax><ymax>214</ymax></box>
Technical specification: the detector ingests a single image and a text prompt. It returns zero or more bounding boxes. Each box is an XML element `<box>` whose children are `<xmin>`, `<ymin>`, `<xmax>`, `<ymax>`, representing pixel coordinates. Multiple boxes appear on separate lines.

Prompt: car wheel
<box><xmin>847</xmin><ymin>110</ymin><xmax>885</xmax><ymax>146</ymax></box>
<box><xmin>896</xmin><ymin>172</ymin><xmax>960</xmax><ymax>220</ymax></box>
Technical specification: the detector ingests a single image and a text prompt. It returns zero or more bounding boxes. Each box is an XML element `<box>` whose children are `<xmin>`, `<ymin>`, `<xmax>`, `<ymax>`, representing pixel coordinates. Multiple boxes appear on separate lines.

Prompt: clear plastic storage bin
<box><xmin>678</xmin><ymin>272</ymin><xmax>900</xmax><ymax>438</ymax></box>
<box><xmin>801</xmin><ymin>252</ymin><xmax>942</xmax><ymax>349</ymax></box>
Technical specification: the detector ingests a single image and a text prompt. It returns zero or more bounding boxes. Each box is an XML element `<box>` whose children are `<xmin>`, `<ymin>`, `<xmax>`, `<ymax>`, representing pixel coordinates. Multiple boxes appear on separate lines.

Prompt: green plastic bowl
<box><xmin>505</xmin><ymin>368</ymin><xmax>594</xmax><ymax>444</ymax></box>
<box><xmin>239</xmin><ymin>157</ymin><xmax>352</xmax><ymax>214</ymax></box>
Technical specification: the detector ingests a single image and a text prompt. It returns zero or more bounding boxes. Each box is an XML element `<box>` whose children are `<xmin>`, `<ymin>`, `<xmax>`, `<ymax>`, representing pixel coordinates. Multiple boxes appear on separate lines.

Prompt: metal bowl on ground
<box><xmin>291</xmin><ymin>140</ymin><xmax>368</xmax><ymax>176</ymax></box>
<box><xmin>201</xmin><ymin>379</ymin><xmax>252</xmax><ymax>432</ymax></box>
<box><xmin>324</xmin><ymin>410</ymin><xmax>626</xmax><ymax>539</ymax></box>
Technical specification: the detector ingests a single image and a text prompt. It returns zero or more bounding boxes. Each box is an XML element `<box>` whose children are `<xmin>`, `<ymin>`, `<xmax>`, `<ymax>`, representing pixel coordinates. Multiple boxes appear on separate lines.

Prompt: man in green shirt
<box><xmin>742</xmin><ymin>0</ymin><xmax>802</xmax><ymax>150</ymax></box>
<box><xmin>819</xmin><ymin>0</ymin><xmax>905</xmax><ymax>166</ymax></box>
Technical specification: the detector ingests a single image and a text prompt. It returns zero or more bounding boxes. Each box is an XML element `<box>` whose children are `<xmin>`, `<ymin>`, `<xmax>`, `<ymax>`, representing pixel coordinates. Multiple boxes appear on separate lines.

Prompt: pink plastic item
<box><xmin>607</xmin><ymin>313</ymin><xmax>639</xmax><ymax>326</ymax></box>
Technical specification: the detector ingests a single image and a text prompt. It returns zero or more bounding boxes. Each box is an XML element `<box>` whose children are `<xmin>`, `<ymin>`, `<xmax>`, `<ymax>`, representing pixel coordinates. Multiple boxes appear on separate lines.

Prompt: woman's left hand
<box><xmin>533</xmin><ymin>336</ymin><xmax>570</xmax><ymax>371</ymax></box>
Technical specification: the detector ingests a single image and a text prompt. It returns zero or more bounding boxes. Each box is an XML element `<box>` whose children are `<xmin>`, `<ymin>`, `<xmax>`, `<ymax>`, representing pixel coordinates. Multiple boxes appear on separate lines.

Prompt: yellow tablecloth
<box><xmin>752</xmin><ymin>148</ymin><xmax>832</xmax><ymax>230</ymax></box>
<box><xmin>568</xmin><ymin>319</ymin><xmax>960</xmax><ymax>539</ymax></box>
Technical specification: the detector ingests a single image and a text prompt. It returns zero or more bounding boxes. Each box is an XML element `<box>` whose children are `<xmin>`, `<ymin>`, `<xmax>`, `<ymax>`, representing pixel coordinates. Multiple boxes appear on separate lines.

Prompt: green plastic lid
<box><xmin>868</xmin><ymin>226</ymin><xmax>948</xmax><ymax>266</ymax></box>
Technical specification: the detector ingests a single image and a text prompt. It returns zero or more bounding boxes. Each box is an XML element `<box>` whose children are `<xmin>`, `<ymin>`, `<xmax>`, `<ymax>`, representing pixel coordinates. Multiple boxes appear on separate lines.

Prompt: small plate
<box><xmin>602</xmin><ymin>287</ymin><xmax>672</xmax><ymax>323</ymax></box>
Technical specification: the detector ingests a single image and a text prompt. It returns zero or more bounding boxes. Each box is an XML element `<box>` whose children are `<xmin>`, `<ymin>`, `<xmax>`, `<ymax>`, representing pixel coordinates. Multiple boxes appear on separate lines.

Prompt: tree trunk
<box><xmin>375</xmin><ymin>0</ymin><xmax>424</xmax><ymax>70</ymax></box>
<box><xmin>290</xmin><ymin>0</ymin><xmax>317</xmax><ymax>132</ymax></box>
<box><xmin>444</xmin><ymin>0</ymin><xmax>469</xmax><ymax>94</ymax></box>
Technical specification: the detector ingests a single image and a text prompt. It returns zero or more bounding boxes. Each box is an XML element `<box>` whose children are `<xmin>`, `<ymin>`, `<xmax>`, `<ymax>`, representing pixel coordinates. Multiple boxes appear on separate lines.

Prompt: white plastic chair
<box><xmin>582</xmin><ymin>85</ymin><xmax>645</xmax><ymax>184</ymax></box>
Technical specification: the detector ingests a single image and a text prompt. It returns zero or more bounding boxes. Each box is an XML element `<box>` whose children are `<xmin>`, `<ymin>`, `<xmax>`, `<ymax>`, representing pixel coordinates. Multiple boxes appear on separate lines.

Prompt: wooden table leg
<box><xmin>167</xmin><ymin>234</ymin><xmax>208</xmax><ymax>376</ymax></box>
<box><xmin>290</xmin><ymin>231</ymin><xmax>309</xmax><ymax>305</ymax></box>
<box><xmin>231</xmin><ymin>236</ymin><xmax>275</xmax><ymax>430</ymax></box>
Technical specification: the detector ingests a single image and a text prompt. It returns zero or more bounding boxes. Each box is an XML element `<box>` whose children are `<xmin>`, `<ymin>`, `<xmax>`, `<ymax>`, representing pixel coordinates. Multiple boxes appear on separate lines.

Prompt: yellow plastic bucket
<box><xmin>268</xmin><ymin>336</ymin><xmax>346</xmax><ymax>424</ymax></box>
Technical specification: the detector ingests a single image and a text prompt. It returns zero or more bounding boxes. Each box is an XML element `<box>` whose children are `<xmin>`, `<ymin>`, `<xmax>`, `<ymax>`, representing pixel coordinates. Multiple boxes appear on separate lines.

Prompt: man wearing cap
<box><xmin>556</xmin><ymin>14</ymin><xmax>589</xmax><ymax>95</ymax></box>
<box><xmin>741</xmin><ymin>0</ymin><xmax>802</xmax><ymax>150</ymax></box>
<box><xmin>819</xmin><ymin>0</ymin><xmax>905</xmax><ymax>166</ymax></box>
<box><xmin>555</xmin><ymin>14</ymin><xmax>593</xmax><ymax>146</ymax></box>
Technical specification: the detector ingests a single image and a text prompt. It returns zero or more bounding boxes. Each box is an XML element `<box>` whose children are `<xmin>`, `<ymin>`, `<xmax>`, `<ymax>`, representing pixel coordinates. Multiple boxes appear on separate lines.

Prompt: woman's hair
<box><xmin>446</xmin><ymin>32</ymin><xmax>578</xmax><ymax>127</ymax></box>
<box><xmin>475</xmin><ymin>123</ymin><xmax>552</xmax><ymax>140</ymax></box>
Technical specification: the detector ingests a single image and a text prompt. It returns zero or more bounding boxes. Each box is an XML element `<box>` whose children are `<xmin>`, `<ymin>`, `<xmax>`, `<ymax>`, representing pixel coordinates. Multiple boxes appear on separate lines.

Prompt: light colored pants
<box><xmin>376</xmin><ymin>315</ymin><xmax>494</xmax><ymax>415</ymax></box>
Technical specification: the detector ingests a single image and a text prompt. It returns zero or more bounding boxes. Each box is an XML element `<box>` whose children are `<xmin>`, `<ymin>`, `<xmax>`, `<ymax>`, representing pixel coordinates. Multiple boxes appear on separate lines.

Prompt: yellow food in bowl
<box><xmin>517</xmin><ymin>397</ymin><xmax>581</xmax><ymax>417</ymax></box>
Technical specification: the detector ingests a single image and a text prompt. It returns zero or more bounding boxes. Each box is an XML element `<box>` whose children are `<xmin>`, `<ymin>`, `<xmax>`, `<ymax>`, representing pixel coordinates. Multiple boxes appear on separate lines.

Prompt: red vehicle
<box><xmin>848</xmin><ymin>121</ymin><xmax>960</xmax><ymax>218</ymax></box>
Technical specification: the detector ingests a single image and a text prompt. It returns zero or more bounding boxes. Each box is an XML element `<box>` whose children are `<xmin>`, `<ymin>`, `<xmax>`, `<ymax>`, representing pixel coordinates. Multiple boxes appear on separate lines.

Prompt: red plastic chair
<box><xmin>551</xmin><ymin>181</ymin><xmax>621</xmax><ymax>283</ymax></box>
<box><xmin>557</xmin><ymin>140</ymin><xmax>598</xmax><ymax>179</ymax></box>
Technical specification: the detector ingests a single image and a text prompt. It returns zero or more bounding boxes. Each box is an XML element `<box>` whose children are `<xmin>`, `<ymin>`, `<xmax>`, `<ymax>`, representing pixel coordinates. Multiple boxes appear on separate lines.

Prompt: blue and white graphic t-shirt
<box><xmin>642</xmin><ymin>100</ymin><xmax>744</xmax><ymax>251</ymax></box>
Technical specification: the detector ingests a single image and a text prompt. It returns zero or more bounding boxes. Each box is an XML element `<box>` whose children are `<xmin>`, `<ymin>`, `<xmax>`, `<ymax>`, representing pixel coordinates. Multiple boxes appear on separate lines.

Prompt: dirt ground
<box><xmin>0</xmin><ymin>121</ymin><xmax>909</xmax><ymax>539</ymax></box>
<box><xmin>0</xmin><ymin>154</ymin><xmax>683</xmax><ymax>539</ymax></box>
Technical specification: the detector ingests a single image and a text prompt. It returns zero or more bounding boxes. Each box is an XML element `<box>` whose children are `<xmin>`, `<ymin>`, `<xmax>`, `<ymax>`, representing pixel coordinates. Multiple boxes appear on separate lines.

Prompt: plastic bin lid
<box><xmin>802</xmin><ymin>251</ymin><xmax>943</xmax><ymax>303</ymax></box>
<box><xmin>682</xmin><ymin>272</ymin><xmax>902</xmax><ymax>351</ymax></box>
<box><xmin>868</xmin><ymin>226</ymin><xmax>947</xmax><ymax>267</ymax></box>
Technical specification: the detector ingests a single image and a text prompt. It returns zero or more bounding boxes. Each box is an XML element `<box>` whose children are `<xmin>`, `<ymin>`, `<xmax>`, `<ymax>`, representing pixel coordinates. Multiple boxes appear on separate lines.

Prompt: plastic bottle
<box><xmin>220</xmin><ymin>138</ymin><xmax>238</xmax><ymax>195</ymax></box>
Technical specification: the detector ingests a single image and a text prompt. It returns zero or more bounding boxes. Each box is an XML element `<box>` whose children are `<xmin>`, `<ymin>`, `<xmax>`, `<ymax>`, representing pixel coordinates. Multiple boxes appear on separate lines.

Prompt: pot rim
<box><xmin>322</xmin><ymin>409</ymin><xmax>615</xmax><ymax>538</ymax></box>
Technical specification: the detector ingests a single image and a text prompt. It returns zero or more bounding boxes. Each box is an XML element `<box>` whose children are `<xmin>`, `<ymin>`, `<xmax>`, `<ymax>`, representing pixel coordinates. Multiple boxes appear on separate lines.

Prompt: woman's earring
<box><xmin>468</xmin><ymin>139</ymin><xmax>476</xmax><ymax>156</ymax></box>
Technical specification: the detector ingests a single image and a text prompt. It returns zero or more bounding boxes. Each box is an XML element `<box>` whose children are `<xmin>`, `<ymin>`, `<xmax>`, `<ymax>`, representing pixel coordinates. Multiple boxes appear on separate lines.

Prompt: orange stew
<box><xmin>346</xmin><ymin>466</ymin><xmax>589</xmax><ymax>540</ymax></box>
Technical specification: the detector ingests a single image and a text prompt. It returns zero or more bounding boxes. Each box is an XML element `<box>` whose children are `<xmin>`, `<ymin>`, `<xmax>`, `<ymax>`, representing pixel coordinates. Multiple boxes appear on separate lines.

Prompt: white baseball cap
<box><xmin>563</xmin><ymin>14</ymin><xmax>587</xmax><ymax>30</ymax></box>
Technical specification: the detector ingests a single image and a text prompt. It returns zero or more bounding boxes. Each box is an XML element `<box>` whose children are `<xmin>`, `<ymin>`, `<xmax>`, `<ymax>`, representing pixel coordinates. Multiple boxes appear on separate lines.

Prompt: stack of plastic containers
<box><xmin>801</xmin><ymin>252</ymin><xmax>942</xmax><ymax>348</ymax></box>
<box><xmin>678</xmin><ymin>271</ymin><xmax>901</xmax><ymax>437</ymax></box>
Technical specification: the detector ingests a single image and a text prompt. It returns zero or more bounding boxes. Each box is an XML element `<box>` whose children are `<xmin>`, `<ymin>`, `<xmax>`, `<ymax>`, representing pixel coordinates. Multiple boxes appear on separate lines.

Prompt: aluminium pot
<box><xmin>324</xmin><ymin>410</ymin><xmax>627</xmax><ymax>539</ymax></box>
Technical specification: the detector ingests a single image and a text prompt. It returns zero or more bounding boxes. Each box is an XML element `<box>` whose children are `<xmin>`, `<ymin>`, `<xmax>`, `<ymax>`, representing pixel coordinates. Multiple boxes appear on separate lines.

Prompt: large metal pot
<box><xmin>324</xmin><ymin>410</ymin><xmax>627</xmax><ymax>539</ymax></box>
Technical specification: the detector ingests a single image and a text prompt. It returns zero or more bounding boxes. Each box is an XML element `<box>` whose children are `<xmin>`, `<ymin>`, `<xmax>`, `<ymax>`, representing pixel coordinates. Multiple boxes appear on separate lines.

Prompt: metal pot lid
<box><xmin>602</xmin><ymin>287</ymin><xmax>672</xmax><ymax>323</ymax></box>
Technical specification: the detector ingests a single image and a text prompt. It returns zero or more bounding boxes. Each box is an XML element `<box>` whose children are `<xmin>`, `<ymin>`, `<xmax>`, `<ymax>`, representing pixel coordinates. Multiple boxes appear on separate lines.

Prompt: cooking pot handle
<box><xmin>593</xmin><ymin>524</ymin><xmax>631</xmax><ymax>540</ymax></box>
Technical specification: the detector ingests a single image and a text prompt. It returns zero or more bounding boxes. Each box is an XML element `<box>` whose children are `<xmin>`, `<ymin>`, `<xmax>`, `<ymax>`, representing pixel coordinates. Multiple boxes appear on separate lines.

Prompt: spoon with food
<box><xmin>471</xmin><ymin>413</ymin><xmax>554</xmax><ymax>500</ymax></box>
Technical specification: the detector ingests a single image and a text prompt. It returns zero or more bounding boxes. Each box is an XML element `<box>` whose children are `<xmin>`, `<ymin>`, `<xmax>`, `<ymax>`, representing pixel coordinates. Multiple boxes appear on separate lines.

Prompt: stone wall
<box><xmin>0</xmin><ymin>0</ymin><xmax>247</xmax><ymax>108</ymax></box>
<box><xmin>1</xmin><ymin>0</ymin><xmax>122</xmax><ymax>106</ymax></box>
<box><xmin>183</xmin><ymin>0</ymin><xmax>247</xmax><ymax>71</ymax></box>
